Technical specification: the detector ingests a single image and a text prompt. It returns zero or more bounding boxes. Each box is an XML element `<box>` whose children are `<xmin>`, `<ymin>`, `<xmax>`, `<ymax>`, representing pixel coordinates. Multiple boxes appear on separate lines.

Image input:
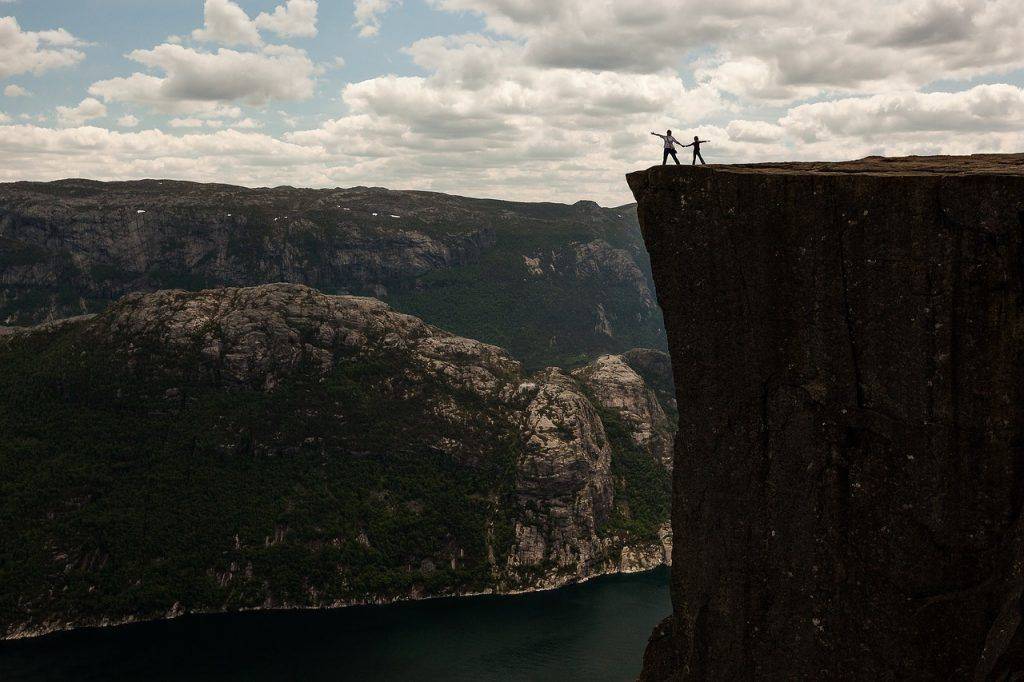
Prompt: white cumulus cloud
<box><xmin>255</xmin><ymin>0</ymin><xmax>319</xmax><ymax>38</ymax></box>
<box><xmin>233</xmin><ymin>117</ymin><xmax>263</xmax><ymax>129</ymax></box>
<box><xmin>780</xmin><ymin>84</ymin><xmax>1024</xmax><ymax>141</ymax></box>
<box><xmin>4</xmin><ymin>0</ymin><xmax>1024</xmax><ymax>206</ymax></box>
<box><xmin>0</xmin><ymin>16</ymin><xmax>87</xmax><ymax>80</ymax></box>
<box><xmin>354</xmin><ymin>0</ymin><xmax>400</xmax><ymax>37</ymax></box>
<box><xmin>191</xmin><ymin>0</ymin><xmax>262</xmax><ymax>46</ymax></box>
<box><xmin>429</xmin><ymin>0</ymin><xmax>1024</xmax><ymax>102</ymax></box>
<box><xmin>726</xmin><ymin>120</ymin><xmax>785</xmax><ymax>143</ymax></box>
<box><xmin>55</xmin><ymin>97</ymin><xmax>107</xmax><ymax>126</ymax></box>
<box><xmin>89</xmin><ymin>44</ymin><xmax>317</xmax><ymax>113</ymax></box>
<box><xmin>192</xmin><ymin>0</ymin><xmax>319</xmax><ymax>44</ymax></box>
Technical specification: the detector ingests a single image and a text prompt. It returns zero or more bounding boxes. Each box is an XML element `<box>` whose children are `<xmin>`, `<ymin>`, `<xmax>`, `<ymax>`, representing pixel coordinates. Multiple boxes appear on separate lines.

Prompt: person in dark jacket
<box><xmin>683</xmin><ymin>136</ymin><xmax>710</xmax><ymax>165</ymax></box>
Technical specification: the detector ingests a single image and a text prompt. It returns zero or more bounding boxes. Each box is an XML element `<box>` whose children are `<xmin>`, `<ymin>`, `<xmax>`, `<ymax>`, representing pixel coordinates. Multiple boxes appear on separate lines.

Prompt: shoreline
<box><xmin>3</xmin><ymin>553</ymin><xmax>669</xmax><ymax>644</ymax></box>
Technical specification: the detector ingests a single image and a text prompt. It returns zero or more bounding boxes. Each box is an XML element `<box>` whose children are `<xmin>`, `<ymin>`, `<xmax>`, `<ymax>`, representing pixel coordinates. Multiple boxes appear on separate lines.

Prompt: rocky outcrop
<box><xmin>573</xmin><ymin>354</ymin><xmax>674</xmax><ymax>469</ymax></box>
<box><xmin>0</xmin><ymin>283</ymin><xmax>673</xmax><ymax>639</ymax></box>
<box><xmin>628</xmin><ymin>155</ymin><xmax>1024</xmax><ymax>679</ymax></box>
<box><xmin>102</xmin><ymin>286</ymin><xmax>519</xmax><ymax>395</ymax></box>
<box><xmin>0</xmin><ymin>180</ymin><xmax>664</xmax><ymax>369</ymax></box>
<box><xmin>512</xmin><ymin>369</ymin><xmax>614</xmax><ymax>573</ymax></box>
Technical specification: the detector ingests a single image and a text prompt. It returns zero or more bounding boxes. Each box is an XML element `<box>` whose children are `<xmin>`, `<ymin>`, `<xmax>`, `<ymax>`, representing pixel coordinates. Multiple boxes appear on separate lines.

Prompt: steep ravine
<box><xmin>628</xmin><ymin>155</ymin><xmax>1024</xmax><ymax>680</ymax></box>
<box><xmin>0</xmin><ymin>283</ymin><xmax>672</xmax><ymax>640</ymax></box>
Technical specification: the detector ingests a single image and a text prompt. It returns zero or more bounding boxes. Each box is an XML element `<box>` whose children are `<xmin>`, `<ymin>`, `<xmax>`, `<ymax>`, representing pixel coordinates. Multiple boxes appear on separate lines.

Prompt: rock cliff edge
<box><xmin>628</xmin><ymin>155</ymin><xmax>1024</xmax><ymax>679</ymax></box>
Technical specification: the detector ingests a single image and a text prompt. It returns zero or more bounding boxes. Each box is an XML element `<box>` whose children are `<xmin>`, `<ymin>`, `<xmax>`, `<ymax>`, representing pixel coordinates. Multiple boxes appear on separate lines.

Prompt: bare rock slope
<box><xmin>628</xmin><ymin>155</ymin><xmax>1024</xmax><ymax>679</ymax></box>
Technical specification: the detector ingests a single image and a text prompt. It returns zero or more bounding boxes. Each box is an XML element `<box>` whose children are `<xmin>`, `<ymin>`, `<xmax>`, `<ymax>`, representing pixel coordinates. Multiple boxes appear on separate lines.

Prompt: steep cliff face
<box><xmin>628</xmin><ymin>155</ymin><xmax>1024</xmax><ymax>680</ymax></box>
<box><xmin>0</xmin><ymin>283</ymin><xmax>672</xmax><ymax>639</ymax></box>
<box><xmin>0</xmin><ymin>180</ymin><xmax>663</xmax><ymax>369</ymax></box>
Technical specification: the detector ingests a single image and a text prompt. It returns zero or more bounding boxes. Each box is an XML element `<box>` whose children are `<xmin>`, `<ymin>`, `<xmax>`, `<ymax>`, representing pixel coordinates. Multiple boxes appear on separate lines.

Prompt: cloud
<box><xmin>779</xmin><ymin>84</ymin><xmax>1024</xmax><ymax>141</ymax></box>
<box><xmin>117</xmin><ymin>114</ymin><xmax>140</xmax><ymax>128</ymax></box>
<box><xmin>428</xmin><ymin>0</ymin><xmax>1024</xmax><ymax>102</ymax></box>
<box><xmin>233</xmin><ymin>117</ymin><xmax>263</xmax><ymax>129</ymax></box>
<box><xmin>354</xmin><ymin>0</ymin><xmax>400</xmax><ymax>37</ymax></box>
<box><xmin>55</xmin><ymin>97</ymin><xmax>106</xmax><ymax>126</ymax></box>
<box><xmin>169</xmin><ymin>117</ymin><xmax>226</xmax><ymax>128</ymax></box>
<box><xmin>0</xmin><ymin>112</ymin><xmax>8</xmax><ymax>124</ymax></box>
<box><xmin>278</xmin><ymin>110</ymin><xmax>300</xmax><ymax>127</ymax></box>
<box><xmin>726</xmin><ymin>119</ymin><xmax>785</xmax><ymax>143</ymax></box>
<box><xmin>0</xmin><ymin>16</ymin><xmax>87</xmax><ymax>80</ymax></box>
<box><xmin>5</xmin><ymin>1</ymin><xmax>1024</xmax><ymax>206</ymax></box>
<box><xmin>169</xmin><ymin>117</ymin><xmax>205</xmax><ymax>128</ymax></box>
<box><xmin>280</xmin><ymin>33</ymin><xmax>727</xmax><ymax>200</ymax></box>
<box><xmin>3</xmin><ymin>81</ymin><xmax>1024</xmax><ymax>206</ymax></box>
<box><xmin>4</xmin><ymin>84</ymin><xmax>30</xmax><ymax>97</ymax></box>
<box><xmin>191</xmin><ymin>0</ymin><xmax>262</xmax><ymax>46</ymax></box>
<box><xmin>89</xmin><ymin>44</ymin><xmax>316</xmax><ymax>113</ymax></box>
<box><xmin>255</xmin><ymin>0</ymin><xmax>319</xmax><ymax>38</ymax></box>
<box><xmin>192</xmin><ymin>0</ymin><xmax>319</xmax><ymax>44</ymax></box>
<box><xmin>0</xmin><ymin>125</ymin><xmax>331</xmax><ymax>187</ymax></box>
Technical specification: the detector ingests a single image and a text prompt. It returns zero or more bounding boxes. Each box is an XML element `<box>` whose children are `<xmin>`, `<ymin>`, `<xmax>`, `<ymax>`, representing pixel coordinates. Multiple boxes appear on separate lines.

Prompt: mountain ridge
<box><xmin>0</xmin><ymin>179</ymin><xmax>663</xmax><ymax>370</ymax></box>
<box><xmin>0</xmin><ymin>282</ymin><xmax>673</xmax><ymax>640</ymax></box>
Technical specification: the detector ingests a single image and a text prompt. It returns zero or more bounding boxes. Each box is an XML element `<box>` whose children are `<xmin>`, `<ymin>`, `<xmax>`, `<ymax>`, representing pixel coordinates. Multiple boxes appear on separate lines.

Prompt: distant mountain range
<box><xmin>0</xmin><ymin>179</ymin><xmax>666</xmax><ymax>370</ymax></box>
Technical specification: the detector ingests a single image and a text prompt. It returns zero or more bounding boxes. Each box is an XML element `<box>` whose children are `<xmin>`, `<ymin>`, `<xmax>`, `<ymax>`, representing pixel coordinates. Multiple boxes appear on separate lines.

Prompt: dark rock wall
<box><xmin>627</xmin><ymin>157</ymin><xmax>1024</xmax><ymax>680</ymax></box>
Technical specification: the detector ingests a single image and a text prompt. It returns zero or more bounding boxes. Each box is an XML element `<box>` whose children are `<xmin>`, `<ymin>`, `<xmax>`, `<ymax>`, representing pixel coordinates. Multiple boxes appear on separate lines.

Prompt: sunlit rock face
<box><xmin>628</xmin><ymin>155</ymin><xmax>1024</xmax><ymax>680</ymax></box>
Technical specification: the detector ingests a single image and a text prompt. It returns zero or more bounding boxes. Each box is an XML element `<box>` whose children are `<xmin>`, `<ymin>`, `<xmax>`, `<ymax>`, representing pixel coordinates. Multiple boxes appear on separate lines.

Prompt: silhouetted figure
<box><xmin>651</xmin><ymin>130</ymin><xmax>682</xmax><ymax>165</ymax></box>
<box><xmin>683</xmin><ymin>136</ymin><xmax>710</xmax><ymax>165</ymax></box>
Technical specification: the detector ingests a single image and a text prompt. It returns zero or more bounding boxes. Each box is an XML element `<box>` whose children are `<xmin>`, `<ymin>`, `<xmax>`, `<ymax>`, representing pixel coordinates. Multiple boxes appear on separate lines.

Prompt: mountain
<box><xmin>0</xmin><ymin>179</ymin><xmax>664</xmax><ymax>370</ymax></box>
<box><xmin>628</xmin><ymin>156</ymin><xmax>1024</xmax><ymax>680</ymax></box>
<box><xmin>0</xmin><ymin>283</ymin><xmax>672</xmax><ymax>639</ymax></box>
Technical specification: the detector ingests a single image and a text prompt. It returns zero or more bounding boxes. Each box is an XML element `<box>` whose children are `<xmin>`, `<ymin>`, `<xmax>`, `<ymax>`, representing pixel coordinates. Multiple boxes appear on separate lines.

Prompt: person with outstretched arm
<box><xmin>651</xmin><ymin>130</ymin><xmax>682</xmax><ymax>165</ymax></box>
<box><xmin>682</xmin><ymin>136</ymin><xmax>710</xmax><ymax>165</ymax></box>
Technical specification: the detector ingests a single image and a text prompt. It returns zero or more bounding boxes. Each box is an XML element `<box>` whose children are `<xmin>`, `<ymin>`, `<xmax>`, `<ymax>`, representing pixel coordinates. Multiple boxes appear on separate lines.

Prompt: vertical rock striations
<box><xmin>627</xmin><ymin>155</ymin><xmax>1024</xmax><ymax>680</ymax></box>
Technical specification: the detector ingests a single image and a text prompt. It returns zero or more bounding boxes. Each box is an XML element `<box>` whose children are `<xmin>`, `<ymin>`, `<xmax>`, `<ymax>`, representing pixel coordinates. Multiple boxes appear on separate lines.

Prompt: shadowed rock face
<box><xmin>627</xmin><ymin>155</ymin><xmax>1024</xmax><ymax>680</ymax></box>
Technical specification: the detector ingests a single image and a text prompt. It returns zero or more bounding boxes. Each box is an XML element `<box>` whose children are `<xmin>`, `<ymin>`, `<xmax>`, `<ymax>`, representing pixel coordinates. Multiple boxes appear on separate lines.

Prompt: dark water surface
<box><xmin>1</xmin><ymin>568</ymin><xmax>669</xmax><ymax>681</ymax></box>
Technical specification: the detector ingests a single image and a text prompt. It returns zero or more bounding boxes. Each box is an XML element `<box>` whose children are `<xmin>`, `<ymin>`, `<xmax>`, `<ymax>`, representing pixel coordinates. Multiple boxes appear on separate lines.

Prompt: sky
<box><xmin>1</xmin><ymin>0</ymin><xmax>1024</xmax><ymax>205</ymax></box>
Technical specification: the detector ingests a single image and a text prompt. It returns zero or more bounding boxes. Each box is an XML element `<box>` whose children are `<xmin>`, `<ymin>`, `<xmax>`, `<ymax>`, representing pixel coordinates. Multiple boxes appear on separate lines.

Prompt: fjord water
<box><xmin>1</xmin><ymin>568</ymin><xmax>669</xmax><ymax>681</ymax></box>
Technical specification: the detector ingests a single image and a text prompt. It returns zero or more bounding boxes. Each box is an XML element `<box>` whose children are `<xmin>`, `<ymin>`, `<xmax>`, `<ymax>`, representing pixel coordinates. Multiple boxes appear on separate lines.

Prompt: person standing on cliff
<box><xmin>682</xmin><ymin>136</ymin><xmax>710</xmax><ymax>165</ymax></box>
<box><xmin>651</xmin><ymin>130</ymin><xmax>682</xmax><ymax>165</ymax></box>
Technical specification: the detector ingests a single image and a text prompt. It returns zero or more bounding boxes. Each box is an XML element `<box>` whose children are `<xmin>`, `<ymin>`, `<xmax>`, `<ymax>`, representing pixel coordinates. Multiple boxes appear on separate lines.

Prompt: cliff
<box><xmin>0</xmin><ymin>283</ymin><xmax>672</xmax><ymax>639</ymax></box>
<box><xmin>0</xmin><ymin>180</ymin><xmax>662</xmax><ymax>369</ymax></box>
<box><xmin>627</xmin><ymin>155</ymin><xmax>1024</xmax><ymax>679</ymax></box>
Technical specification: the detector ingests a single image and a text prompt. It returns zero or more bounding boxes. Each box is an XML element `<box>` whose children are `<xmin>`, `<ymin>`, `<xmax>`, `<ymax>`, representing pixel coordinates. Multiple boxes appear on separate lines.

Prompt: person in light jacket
<box><xmin>651</xmin><ymin>130</ymin><xmax>682</xmax><ymax>165</ymax></box>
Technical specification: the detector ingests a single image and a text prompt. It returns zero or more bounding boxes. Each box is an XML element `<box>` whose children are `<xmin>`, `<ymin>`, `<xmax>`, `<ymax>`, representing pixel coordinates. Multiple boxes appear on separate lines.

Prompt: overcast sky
<box><xmin>2</xmin><ymin>0</ymin><xmax>1023</xmax><ymax>205</ymax></box>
